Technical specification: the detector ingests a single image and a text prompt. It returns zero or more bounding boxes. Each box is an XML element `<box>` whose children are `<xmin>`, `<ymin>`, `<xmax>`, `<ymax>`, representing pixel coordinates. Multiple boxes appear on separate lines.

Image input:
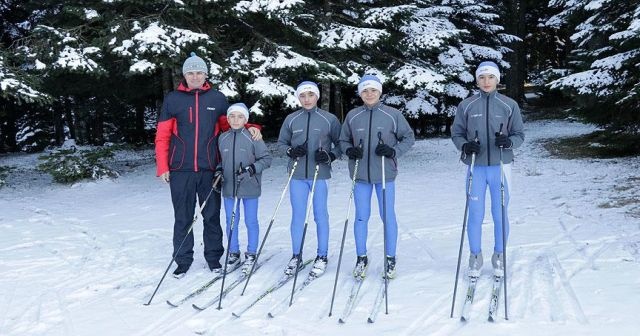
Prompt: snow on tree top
<box><xmin>112</xmin><ymin>22</ymin><xmax>211</xmax><ymax>60</ymax></box>
<box><xmin>401</xmin><ymin>17</ymin><xmax>464</xmax><ymax>50</ymax></box>
<box><xmin>54</xmin><ymin>46</ymin><xmax>102</xmax><ymax>72</ymax></box>
<box><xmin>364</xmin><ymin>5</ymin><xmax>417</xmax><ymax>25</ymax></box>
<box><xmin>592</xmin><ymin>50</ymin><xmax>640</xmax><ymax>70</ymax></box>
<box><xmin>234</xmin><ymin>0</ymin><xmax>304</xmax><ymax>15</ymax></box>
<box><xmin>392</xmin><ymin>64</ymin><xmax>445</xmax><ymax>93</ymax></box>
<box><xmin>319</xmin><ymin>23</ymin><xmax>389</xmax><ymax>49</ymax></box>
<box><xmin>549</xmin><ymin>68</ymin><xmax>616</xmax><ymax>96</ymax></box>
<box><xmin>84</xmin><ymin>9</ymin><xmax>99</xmax><ymax>20</ymax></box>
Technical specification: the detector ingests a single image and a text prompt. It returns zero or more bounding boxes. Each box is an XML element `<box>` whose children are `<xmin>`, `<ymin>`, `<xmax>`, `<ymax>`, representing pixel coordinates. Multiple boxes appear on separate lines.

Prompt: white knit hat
<box><xmin>295</xmin><ymin>81</ymin><xmax>320</xmax><ymax>99</ymax></box>
<box><xmin>227</xmin><ymin>103</ymin><xmax>249</xmax><ymax>120</ymax></box>
<box><xmin>475</xmin><ymin>61</ymin><xmax>500</xmax><ymax>82</ymax></box>
<box><xmin>357</xmin><ymin>74</ymin><xmax>383</xmax><ymax>95</ymax></box>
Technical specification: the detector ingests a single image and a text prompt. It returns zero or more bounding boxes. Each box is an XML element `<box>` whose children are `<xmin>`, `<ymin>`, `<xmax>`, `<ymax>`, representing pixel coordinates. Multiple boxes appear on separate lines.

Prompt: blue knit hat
<box><xmin>358</xmin><ymin>74</ymin><xmax>383</xmax><ymax>95</ymax></box>
<box><xmin>227</xmin><ymin>103</ymin><xmax>249</xmax><ymax>120</ymax></box>
<box><xmin>295</xmin><ymin>81</ymin><xmax>320</xmax><ymax>99</ymax></box>
<box><xmin>475</xmin><ymin>61</ymin><xmax>500</xmax><ymax>82</ymax></box>
<box><xmin>182</xmin><ymin>52</ymin><xmax>208</xmax><ymax>75</ymax></box>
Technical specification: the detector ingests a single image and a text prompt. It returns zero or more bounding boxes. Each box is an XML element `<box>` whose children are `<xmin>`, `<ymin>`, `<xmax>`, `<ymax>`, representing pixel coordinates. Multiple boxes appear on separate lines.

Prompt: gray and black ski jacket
<box><xmin>451</xmin><ymin>90</ymin><xmax>525</xmax><ymax>166</ymax></box>
<box><xmin>276</xmin><ymin>107</ymin><xmax>342</xmax><ymax>180</ymax></box>
<box><xmin>339</xmin><ymin>102</ymin><xmax>415</xmax><ymax>183</ymax></box>
<box><xmin>217</xmin><ymin>128</ymin><xmax>272</xmax><ymax>198</ymax></box>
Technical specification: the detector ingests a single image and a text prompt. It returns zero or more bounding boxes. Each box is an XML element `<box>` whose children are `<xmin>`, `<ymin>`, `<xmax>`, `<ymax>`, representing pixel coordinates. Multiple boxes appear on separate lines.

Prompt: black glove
<box><xmin>213</xmin><ymin>167</ymin><xmax>223</xmax><ymax>193</ymax></box>
<box><xmin>287</xmin><ymin>145</ymin><xmax>307</xmax><ymax>158</ymax></box>
<box><xmin>314</xmin><ymin>149</ymin><xmax>335</xmax><ymax>164</ymax></box>
<box><xmin>345</xmin><ymin>147</ymin><xmax>363</xmax><ymax>160</ymax></box>
<box><xmin>236</xmin><ymin>164</ymin><xmax>255</xmax><ymax>182</ymax></box>
<box><xmin>375</xmin><ymin>143</ymin><xmax>395</xmax><ymax>158</ymax></box>
<box><xmin>495</xmin><ymin>134</ymin><xmax>512</xmax><ymax>148</ymax></box>
<box><xmin>462</xmin><ymin>141</ymin><xmax>481</xmax><ymax>155</ymax></box>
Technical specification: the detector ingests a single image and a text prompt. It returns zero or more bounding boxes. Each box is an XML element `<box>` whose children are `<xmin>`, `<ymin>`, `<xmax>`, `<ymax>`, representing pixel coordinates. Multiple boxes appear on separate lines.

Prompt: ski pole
<box><xmin>217</xmin><ymin>163</ymin><xmax>243</xmax><ymax>310</ymax></box>
<box><xmin>498</xmin><ymin>124</ymin><xmax>509</xmax><ymax>320</ymax></box>
<box><xmin>289</xmin><ymin>160</ymin><xmax>320</xmax><ymax>306</ymax></box>
<box><xmin>328</xmin><ymin>139</ymin><xmax>363</xmax><ymax>317</ymax></box>
<box><xmin>144</xmin><ymin>174</ymin><xmax>221</xmax><ymax>306</ymax></box>
<box><xmin>377</xmin><ymin>131</ymin><xmax>390</xmax><ymax>315</ymax></box>
<box><xmin>450</xmin><ymin>130</ymin><xmax>478</xmax><ymax>318</ymax></box>
<box><xmin>241</xmin><ymin>160</ymin><xmax>299</xmax><ymax>295</ymax></box>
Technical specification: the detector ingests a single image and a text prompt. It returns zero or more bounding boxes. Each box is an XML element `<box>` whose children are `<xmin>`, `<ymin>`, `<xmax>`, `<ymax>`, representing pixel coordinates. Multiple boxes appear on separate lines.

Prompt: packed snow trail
<box><xmin>0</xmin><ymin>120</ymin><xmax>639</xmax><ymax>335</ymax></box>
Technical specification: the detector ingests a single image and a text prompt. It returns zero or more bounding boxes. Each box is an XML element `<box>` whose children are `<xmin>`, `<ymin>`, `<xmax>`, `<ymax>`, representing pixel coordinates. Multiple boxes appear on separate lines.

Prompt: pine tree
<box><xmin>548</xmin><ymin>0</ymin><xmax>640</xmax><ymax>131</ymax></box>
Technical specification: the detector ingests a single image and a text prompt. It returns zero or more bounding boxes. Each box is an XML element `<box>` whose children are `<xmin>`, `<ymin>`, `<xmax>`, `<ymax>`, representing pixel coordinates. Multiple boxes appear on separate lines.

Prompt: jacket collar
<box><xmin>364</xmin><ymin>102</ymin><xmax>383</xmax><ymax>111</ymax></box>
<box><xmin>177</xmin><ymin>80</ymin><xmax>212</xmax><ymax>93</ymax></box>
<box><xmin>479</xmin><ymin>90</ymin><xmax>498</xmax><ymax>98</ymax></box>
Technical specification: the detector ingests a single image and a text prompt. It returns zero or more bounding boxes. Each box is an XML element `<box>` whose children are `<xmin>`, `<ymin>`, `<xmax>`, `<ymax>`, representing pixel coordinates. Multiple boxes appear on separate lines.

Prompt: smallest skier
<box><xmin>217</xmin><ymin>103</ymin><xmax>272</xmax><ymax>275</ymax></box>
<box><xmin>451</xmin><ymin>61</ymin><xmax>525</xmax><ymax>277</ymax></box>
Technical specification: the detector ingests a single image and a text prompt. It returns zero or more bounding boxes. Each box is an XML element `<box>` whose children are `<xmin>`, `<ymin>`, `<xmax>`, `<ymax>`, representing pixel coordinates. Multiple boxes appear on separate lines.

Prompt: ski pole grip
<box><xmin>499</xmin><ymin>123</ymin><xmax>504</xmax><ymax>135</ymax></box>
<box><xmin>474</xmin><ymin>130</ymin><xmax>479</xmax><ymax>142</ymax></box>
<box><xmin>212</xmin><ymin>174</ymin><xmax>222</xmax><ymax>189</ymax></box>
<box><xmin>377</xmin><ymin>131</ymin><xmax>383</xmax><ymax>144</ymax></box>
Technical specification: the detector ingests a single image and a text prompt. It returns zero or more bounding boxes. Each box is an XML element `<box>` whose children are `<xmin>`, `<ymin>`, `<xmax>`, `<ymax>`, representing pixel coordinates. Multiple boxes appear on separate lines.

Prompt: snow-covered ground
<box><xmin>1</xmin><ymin>119</ymin><xmax>639</xmax><ymax>335</ymax></box>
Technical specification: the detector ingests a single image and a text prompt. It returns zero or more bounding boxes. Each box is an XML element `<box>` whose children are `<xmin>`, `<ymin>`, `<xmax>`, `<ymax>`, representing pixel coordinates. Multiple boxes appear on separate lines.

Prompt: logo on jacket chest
<box><xmin>207</xmin><ymin>107</ymin><xmax>216</xmax><ymax>111</ymax></box>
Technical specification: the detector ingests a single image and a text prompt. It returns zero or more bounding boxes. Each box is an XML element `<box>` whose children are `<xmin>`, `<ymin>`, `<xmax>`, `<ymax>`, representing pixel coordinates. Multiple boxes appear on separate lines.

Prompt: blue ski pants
<box><xmin>353</xmin><ymin>181</ymin><xmax>398</xmax><ymax>257</ymax></box>
<box><xmin>466</xmin><ymin>164</ymin><xmax>511</xmax><ymax>254</ymax></box>
<box><xmin>289</xmin><ymin>179</ymin><xmax>329</xmax><ymax>257</ymax></box>
<box><xmin>223</xmin><ymin>197</ymin><xmax>259</xmax><ymax>254</ymax></box>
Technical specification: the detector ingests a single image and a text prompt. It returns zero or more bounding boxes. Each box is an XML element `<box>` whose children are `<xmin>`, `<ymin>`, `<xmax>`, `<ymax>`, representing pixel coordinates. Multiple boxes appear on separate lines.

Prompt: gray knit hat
<box><xmin>182</xmin><ymin>52</ymin><xmax>208</xmax><ymax>75</ymax></box>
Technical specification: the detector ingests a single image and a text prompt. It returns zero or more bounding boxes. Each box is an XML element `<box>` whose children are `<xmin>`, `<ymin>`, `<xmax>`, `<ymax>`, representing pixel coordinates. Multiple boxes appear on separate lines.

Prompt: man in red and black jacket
<box><xmin>155</xmin><ymin>52</ymin><xmax>262</xmax><ymax>278</ymax></box>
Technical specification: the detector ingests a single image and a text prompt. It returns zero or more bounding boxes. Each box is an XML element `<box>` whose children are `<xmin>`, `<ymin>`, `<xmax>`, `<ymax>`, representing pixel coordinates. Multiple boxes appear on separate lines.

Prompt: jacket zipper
<box><xmin>485</xmin><ymin>94</ymin><xmax>490</xmax><ymax>166</ymax></box>
<box><xmin>367</xmin><ymin>107</ymin><xmax>373</xmax><ymax>184</ymax></box>
<box><xmin>305</xmin><ymin>110</ymin><xmax>311</xmax><ymax>179</ymax></box>
<box><xmin>232</xmin><ymin>132</ymin><xmax>237</xmax><ymax>196</ymax></box>
<box><xmin>194</xmin><ymin>91</ymin><xmax>200</xmax><ymax>172</ymax></box>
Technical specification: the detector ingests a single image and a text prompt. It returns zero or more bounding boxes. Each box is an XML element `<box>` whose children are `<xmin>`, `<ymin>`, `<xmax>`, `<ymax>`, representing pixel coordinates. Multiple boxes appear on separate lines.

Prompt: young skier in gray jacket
<box><xmin>217</xmin><ymin>103</ymin><xmax>272</xmax><ymax>274</ymax></box>
<box><xmin>276</xmin><ymin>81</ymin><xmax>342</xmax><ymax>278</ymax></box>
<box><xmin>451</xmin><ymin>61</ymin><xmax>525</xmax><ymax>277</ymax></box>
<box><xmin>339</xmin><ymin>74</ymin><xmax>415</xmax><ymax>279</ymax></box>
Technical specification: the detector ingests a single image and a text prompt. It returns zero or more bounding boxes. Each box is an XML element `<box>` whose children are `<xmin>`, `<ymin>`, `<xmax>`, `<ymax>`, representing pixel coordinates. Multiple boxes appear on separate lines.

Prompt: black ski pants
<box><xmin>169</xmin><ymin>171</ymin><xmax>223</xmax><ymax>268</ymax></box>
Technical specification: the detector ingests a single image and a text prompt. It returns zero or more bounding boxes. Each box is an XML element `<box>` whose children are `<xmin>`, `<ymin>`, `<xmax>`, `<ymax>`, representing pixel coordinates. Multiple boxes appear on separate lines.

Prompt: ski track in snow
<box><xmin>1</xmin><ymin>119</ymin><xmax>639</xmax><ymax>335</ymax></box>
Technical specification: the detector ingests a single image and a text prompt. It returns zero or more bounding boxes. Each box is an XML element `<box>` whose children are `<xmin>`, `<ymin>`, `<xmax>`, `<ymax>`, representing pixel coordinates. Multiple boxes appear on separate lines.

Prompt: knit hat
<box><xmin>227</xmin><ymin>103</ymin><xmax>249</xmax><ymax>121</ymax></box>
<box><xmin>357</xmin><ymin>74</ymin><xmax>383</xmax><ymax>95</ymax></box>
<box><xmin>475</xmin><ymin>61</ymin><xmax>500</xmax><ymax>82</ymax></box>
<box><xmin>182</xmin><ymin>52</ymin><xmax>208</xmax><ymax>75</ymax></box>
<box><xmin>295</xmin><ymin>81</ymin><xmax>320</xmax><ymax>99</ymax></box>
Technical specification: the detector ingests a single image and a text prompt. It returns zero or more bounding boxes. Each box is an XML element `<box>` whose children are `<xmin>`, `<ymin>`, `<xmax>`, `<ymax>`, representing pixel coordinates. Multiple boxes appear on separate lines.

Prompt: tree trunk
<box><xmin>53</xmin><ymin>106</ymin><xmax>64</xmax><ymax>146</ymax></box>
<box><xmin>0</xmin><ymin>102</ymin><xmax>18</xmax><ymax>152</ymax></box>
<box><xmin>503</xmin><ymin>0</ymin><xmax>526</xmax><ymax>104</ymax></box>
<box><xmin>333</xmin><ymin>82</ymin><xmax>344</xmax><ymax>122</ymax></box>
<box><xmin>64</xmin><ymin>97</ymin><xmax>76</xmax><ymax>141</ymax></box>
<box><xmin>135</xmin><ymin>104</ymin><xmax>146</xmax><ymax>144</ymax></box>
<box><xmin>93</xmin><ymin>108</ymin><xmax>104</xmax><ymax>145</ymax></box>
<box><xmin>320</xmin><ymin>80</ymin><xmax>331</xmax><ymax>110</ymax></box>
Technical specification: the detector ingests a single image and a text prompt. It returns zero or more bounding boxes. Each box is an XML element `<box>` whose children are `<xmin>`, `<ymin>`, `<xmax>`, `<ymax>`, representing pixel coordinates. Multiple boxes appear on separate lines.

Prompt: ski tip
<box><xmin>231</xmin><ymin>312</ymin><xmax>241</xmax><ymax>318</ymax></box>
<box><xmin>166</xmin><ymin>300</ymin><xmax>178</xmax><ymax>307</ymax></box>
<box><xmin>367</xmin><ymin>318</ymin><xmax>374</xmax><ymax>323</ymax></box>
<box><xmin>192</xmin><ymin>304</ymin><xmax>204</xmax><ymax>311</ymax></box>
